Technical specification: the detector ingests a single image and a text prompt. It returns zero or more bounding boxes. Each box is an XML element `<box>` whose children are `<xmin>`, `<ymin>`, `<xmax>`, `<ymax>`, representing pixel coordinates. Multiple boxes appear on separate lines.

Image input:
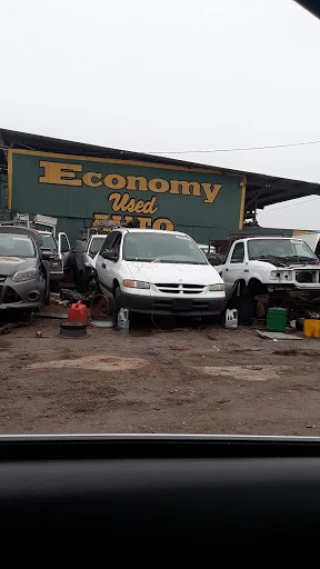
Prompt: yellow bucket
<box><xmin>303</xmin><ymin>319</ymin><xmax>320</xmax><ymax>338</ymax></box>
<box><xmin>315</xmin><ymin>321</ymin><xmax>320</xmax><ymax>339</ymax></box>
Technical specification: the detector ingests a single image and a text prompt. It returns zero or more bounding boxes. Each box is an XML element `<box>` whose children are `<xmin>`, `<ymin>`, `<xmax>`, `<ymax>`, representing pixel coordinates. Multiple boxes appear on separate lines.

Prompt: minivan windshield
<box><xmin>0</xmin><ymin>234</ymin><xmax>36</xmax><ymax>258</ymax></box>
<box><xmin>248</xmin><ymin>238</ymin><xmax>318</xmax><ymax>262</ymax></box>
<box><xmin>123</xmin><ymin>232</ymin><xmax>208</xmax><ymax>264</ymax></box>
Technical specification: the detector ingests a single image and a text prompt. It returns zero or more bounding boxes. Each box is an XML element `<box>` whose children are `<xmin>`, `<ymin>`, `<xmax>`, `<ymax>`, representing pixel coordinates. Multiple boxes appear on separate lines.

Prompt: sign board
<box><xmin>8</xmin><ymin>149</ymin><xmax>245</xmax><ymax>244</ymax></box>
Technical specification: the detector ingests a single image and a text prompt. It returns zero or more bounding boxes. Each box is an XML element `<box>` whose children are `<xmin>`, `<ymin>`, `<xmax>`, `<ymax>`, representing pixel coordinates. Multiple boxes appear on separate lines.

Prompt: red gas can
<box><xmin>67</xmin><ymin>300</ymin><xmax>88</xmax><ymax>325</ymax></box>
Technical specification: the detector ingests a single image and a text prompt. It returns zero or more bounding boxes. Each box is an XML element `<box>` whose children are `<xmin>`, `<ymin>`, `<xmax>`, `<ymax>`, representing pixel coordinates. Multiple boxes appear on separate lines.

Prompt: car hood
<box><xmin>125</xmin><ymin>261</ymin><xmax>223</xmax><ymax>284</ymax></box>
<box><xmin>0</xmin><ymin>257</ymin><xmax>35</xmax><ymax>277</ymax></box>
<box><xmin>251</xmin><ymin>259</ymin><xmax>319</xmax><ymax>270</ymax></box>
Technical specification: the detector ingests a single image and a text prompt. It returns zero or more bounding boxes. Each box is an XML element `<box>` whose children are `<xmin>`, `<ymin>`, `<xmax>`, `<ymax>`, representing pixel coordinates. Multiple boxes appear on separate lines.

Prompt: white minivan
<box><xmin>94</xmin><ymin>228</ymin><xmax>226</xmax><ymax>317</ymax></box>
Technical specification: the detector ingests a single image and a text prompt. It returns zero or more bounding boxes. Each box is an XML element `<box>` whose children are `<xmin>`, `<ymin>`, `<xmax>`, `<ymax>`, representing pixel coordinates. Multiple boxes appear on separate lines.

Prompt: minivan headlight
<box><xmin>209</xmin><ymin>283</ymin><xmax>225</xmax><ymax>291</ymax></box>
<box><xmin>122</xmin><ymin>280</ymin><xmax>150</xmax><ymax>289</ymax></box>
<box><xmin>12</xmin><ymin>268</ymin><xmax>39</xmax><ymax>282</ymax></box>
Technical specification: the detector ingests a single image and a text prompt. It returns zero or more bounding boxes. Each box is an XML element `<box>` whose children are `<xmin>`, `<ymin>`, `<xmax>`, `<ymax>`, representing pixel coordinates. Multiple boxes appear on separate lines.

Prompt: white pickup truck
<box><xmin>218</xmin><ymin>236</ymin><xmax>320</xmax><ymax>300</ymax></box>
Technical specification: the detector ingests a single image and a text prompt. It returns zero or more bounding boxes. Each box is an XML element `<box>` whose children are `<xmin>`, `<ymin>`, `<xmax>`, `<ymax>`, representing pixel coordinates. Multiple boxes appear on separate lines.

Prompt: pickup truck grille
<box><xmin>155</xmin><ymin>283</ymin><xmax>205</xmax><ymax>294</ymax></box>
<box><xmin>295</xmin><ymin>270</ymin><xmax>320</xmax><ymax>284</ymax></box>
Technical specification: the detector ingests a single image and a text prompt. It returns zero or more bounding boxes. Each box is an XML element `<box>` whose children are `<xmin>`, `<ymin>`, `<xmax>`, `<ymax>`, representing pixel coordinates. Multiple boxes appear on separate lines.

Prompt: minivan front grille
<box><xmin>155</xmin><ymin>283</ymin><xmax>205</xmax><ymax>295</ymax></box>
<box><xmin>153</xmin><ymin>299</ymin><xmax>210</xmax><ymax>311</ymax></box>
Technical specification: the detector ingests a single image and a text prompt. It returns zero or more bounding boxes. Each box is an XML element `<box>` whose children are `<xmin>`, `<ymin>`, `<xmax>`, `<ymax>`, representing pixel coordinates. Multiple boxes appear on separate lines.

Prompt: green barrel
<box><xmin>266</xmin><ymin>307</ymin><xmax>288</xmax><ymax>332</ymax></box>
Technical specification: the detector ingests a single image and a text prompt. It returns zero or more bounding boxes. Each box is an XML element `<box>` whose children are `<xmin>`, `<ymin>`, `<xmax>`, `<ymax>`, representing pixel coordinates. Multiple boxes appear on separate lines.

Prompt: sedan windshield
<box><xmin>0</xmin><ymin>234</ymin><xmax>36</xmax><ymax>258</ymax></box>
<box><xmin>123</xmin><ymin>232</ymin><xmax>208</xmax><ymax>264</ymax></box>
<box><xmin>248</xmin><ymin>239</ymin><xmax>318</xmax><ymax>262</ymax></box>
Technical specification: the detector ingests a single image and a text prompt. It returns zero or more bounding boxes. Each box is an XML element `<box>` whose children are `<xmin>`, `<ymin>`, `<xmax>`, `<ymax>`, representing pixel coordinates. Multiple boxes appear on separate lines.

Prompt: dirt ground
<box><xmin>1</xmin><ymin>309</ymin><xmax>320</xmax><ymax>436</ymax></box>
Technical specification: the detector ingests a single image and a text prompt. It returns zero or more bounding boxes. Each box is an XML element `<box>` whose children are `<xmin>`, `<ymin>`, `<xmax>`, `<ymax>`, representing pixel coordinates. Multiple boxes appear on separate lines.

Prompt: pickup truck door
<box><xmin>221</xmin><ymin>242</ymin><xmax>246</xmax><ymax>293</ymax></box>
<box><xmin>58</xmin><ymin>232</ymin><xmax>71</xmax><ymax>272</ymax></box>
<box><xmin>96</xmin><ymin>231</ymin><xmax>122</xmax><ymax>292</ymax></box>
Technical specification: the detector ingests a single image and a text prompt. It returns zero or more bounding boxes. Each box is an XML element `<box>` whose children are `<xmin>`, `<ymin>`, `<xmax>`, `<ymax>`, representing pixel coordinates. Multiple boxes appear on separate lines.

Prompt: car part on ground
<box><xmin>60</xmin><ymin>288</ymin><xmax>92</xmax><ymax>306</ymax></box>
<box><xmin>59</xmin><ymin>321</ymin><xmax>87</xmax><ymax>338</ymax></box>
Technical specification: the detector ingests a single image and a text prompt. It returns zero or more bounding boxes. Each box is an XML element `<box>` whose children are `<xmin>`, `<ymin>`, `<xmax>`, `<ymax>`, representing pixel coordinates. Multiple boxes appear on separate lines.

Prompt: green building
<box><xmin>0</xmin><ymin>129</ymin><xmax>319</xmax><ymax>245</ymax></box>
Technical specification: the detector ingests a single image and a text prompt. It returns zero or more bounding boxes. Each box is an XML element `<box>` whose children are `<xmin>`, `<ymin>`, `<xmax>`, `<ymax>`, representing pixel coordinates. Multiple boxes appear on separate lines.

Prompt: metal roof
<box><xmin>1</xmin><ymin>128</ymin><xmax>320</xmax><ymax>215</ymax></box>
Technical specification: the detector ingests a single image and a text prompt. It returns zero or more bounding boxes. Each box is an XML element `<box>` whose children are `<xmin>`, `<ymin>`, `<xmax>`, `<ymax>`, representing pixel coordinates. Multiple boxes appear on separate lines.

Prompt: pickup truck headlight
<box><xmin>270</xmin><ymin>270</ymin><xmax>292</xmax><ymax>281</ymax></box>
<box><xmin>122</xmin><ymin>279</ymin><xmax>150</xmax><ymax>290</ymax></box>
<box><xmin>209</xmin><ymin>283</ymin><xmax>225</xmax><ymax>291</ymax></box>
<box><xmin>12</xmin><ymin>268</ymin><xmax>39</xmax><ymax>282</ymax></box>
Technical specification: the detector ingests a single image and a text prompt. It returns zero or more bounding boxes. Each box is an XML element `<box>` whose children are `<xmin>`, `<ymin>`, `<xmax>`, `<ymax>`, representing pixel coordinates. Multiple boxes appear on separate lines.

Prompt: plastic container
<box><xmin>68</xmin><ymin>300</ymin><xmax>88</xmax><ymax>325</ymax></box>
<box><xmin>303</xmin><ymin>319</ymin><xmax>320</xmax><ymax>338</ymax></box>
<box><xmin>304</xmin><ymin>319</ymin><xmax>314</xmax><ymax>338</ymax></box>
<box><xmin>225</xmin><ymin>309</ymin><xmax>238</xmax><ymax>329</ymax></box>
<box><xmin>117</xmin><ymin>308</ymin><xmax>130</xmax><ymax>329</ymax></box>
<box><xmin>314</xmin><ymin>320</ymin><xmax>320</xmax><ymax>339</ymax></box>
<box><xmin>266</xmin><ymin>307</ymin><xmax>287</xmax><ymax>332</ymax></box>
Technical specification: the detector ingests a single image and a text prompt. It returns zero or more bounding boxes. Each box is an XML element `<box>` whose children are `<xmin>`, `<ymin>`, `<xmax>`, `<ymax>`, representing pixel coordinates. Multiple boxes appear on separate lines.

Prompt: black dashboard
<box><xmin>1</xmin><ymin>434</ymin><xmax>320</xmax><ymax>543</ymax></box>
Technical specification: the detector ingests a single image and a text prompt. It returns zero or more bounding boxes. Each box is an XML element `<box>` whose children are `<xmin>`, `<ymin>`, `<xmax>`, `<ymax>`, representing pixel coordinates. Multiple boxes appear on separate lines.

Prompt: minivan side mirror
<box><xmin>102</xmin><ymin>249</ymin><xmax>118</xmax><ymax>261</ymax></box>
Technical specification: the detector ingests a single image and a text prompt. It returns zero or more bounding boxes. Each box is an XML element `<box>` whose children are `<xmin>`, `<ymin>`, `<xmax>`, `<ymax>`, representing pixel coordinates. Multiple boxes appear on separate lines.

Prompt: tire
<box><xmin>231</xmin><ymin>295</ymin><xmax>255</xmax><ymax>326</ymax></box>
<box><xmin>248</xmin><ymin>279</ymin><xmax>268</xmax><ymax>298</ymax></box>
<box><xmin>44</xmin><ymin>279</ymin><xmax>50</xmax><ymax>305</ymax></box>
<box><xmin>50</xmin><ymin>281</ymin><xmax>58</xmax><ymax>293</ymax></box>
<box><xmin>21</xmin><ymin>310</ymin><xmax>32</xmax><ymax>323</ymax></box>
<box><xmin>114</xmin><ymin>286</ymin><xmax>122</xmax><ymax>316</ymax></box>
<box><xmin>238</xmin><ymin>281</ymin><xmax>250</xmax><ymax>300</ymax></box>
<box><xmin>42</xmin><ymin>261</ymin><xmax>51</xmax><ymax>305</ymax></box>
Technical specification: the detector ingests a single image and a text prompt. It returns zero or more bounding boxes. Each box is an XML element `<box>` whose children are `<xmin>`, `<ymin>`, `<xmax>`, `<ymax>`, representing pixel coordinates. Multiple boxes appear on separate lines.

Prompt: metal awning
<box><xmin>1</xmin><ymin>128</ymin><xmax>320</xmax><ymax>214</ymax></box>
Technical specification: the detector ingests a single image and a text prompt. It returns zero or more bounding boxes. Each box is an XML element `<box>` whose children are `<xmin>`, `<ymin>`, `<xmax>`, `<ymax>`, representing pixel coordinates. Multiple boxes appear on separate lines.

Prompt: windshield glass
<box><xmin>40</xmin><ymin>234</ymin><xmax>57</xmax><ymax>250</ymax></box>
<box><xmin>123</xmin><ymin>232</ymin><xmax>208</xmax><ymax>264</ymax></box>
<box><xmin>248</xmin><ymin>239</ymin><xmax>318</xmax><ymax>261</ymax></box>
<box><xmin>89</xmin><ymin>237</ymin><xmax>105</xmax><ymax>256</ymax></box>
<box><xmin>0</xmin><ymin>234</ymin><xmax>36</xmax><ymax>258</ymax></box>
<box><xmin>3</xmin><ymin>0</ymin><xmax>320</xmax><ymax>442</ymax></box>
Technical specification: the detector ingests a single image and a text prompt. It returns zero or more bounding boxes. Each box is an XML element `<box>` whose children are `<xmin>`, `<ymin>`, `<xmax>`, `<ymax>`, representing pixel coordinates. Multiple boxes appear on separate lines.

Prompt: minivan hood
<box><xmin>125</xmin><ymin>261</ymin><xmax>223</xmax><ymax>284</ymax></box>
<box><xmin>0</xmin><ymin>257</ymin><xmax>32</xmax><ymax>277</ymax></box>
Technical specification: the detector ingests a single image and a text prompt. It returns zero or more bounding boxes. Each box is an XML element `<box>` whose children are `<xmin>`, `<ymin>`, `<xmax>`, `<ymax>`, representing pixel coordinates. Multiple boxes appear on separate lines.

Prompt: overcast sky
<box><xmin>1</xmin><ymin>0</ymin><xmax>320</xmax><ymax>230</ymax></box>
